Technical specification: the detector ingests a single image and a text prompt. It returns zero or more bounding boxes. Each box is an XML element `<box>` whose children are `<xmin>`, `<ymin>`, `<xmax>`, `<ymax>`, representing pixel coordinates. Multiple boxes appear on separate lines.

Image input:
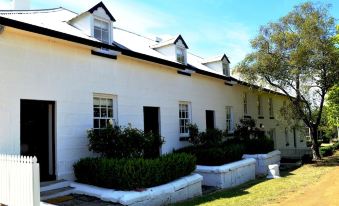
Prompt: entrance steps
<box><xmin>40</xmin><ymin>180</ymin><xmax>74</xmax><ymax>201</ymax></box>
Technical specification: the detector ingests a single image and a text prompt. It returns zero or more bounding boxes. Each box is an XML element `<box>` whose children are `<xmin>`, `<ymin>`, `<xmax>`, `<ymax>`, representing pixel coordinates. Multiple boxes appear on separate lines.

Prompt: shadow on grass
<box><xmin>172</xmin><ymin>178</ymin><xmax>267</xmax><ymax>206</ymax></box>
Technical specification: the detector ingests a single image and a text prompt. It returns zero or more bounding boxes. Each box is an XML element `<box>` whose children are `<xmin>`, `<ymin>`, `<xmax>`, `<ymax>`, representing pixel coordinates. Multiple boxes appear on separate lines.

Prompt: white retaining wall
<box><xmin>242</xmin><ymin>150</ymin><xmax>281</xmax><ymax>176</ymax></box>
<box><xmin>71</xmin><ymin>174</ymin><xmax>202</xmax><ymax>206</ymax></box>
<box><xmin>194</xmin><ymin>158</ymin><xmax>256</xmax><ymax>189</ymax></box>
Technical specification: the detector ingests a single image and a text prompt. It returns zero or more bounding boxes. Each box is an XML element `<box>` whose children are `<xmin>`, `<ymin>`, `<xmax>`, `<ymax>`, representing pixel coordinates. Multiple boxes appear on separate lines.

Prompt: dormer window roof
<box><xmin>88</xmin><ymin>1</ymin><xmax>116</xmax><ymax>22</ymax></box>
<box><xmin>150</xmin><ymin>35</ymin><xmax>189</xmax><ymax>49</ymax></box>
<box><xmin>201</xmin><ymin>54</ymin><xmax>230</xmax><ymax>64</ymax></box>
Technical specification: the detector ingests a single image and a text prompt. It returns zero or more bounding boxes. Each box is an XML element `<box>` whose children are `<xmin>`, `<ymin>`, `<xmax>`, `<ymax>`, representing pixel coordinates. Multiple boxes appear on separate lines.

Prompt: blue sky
<box><xmin>1</xmin><ymin>0</ymin><xmax>338</xmax><ymax>66</ymax></box>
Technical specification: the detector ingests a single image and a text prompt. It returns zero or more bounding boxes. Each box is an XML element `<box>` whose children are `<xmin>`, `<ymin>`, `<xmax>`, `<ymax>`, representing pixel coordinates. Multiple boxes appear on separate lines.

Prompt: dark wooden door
<box><xmin>21</xmin><ymin>100</ymin><xmax>55</xmax><ymax>182</ymax></box>
<box><xmin>206</xmin><ymin>110</ymin><xmax>215</xmax><ymax>130</ymax></box>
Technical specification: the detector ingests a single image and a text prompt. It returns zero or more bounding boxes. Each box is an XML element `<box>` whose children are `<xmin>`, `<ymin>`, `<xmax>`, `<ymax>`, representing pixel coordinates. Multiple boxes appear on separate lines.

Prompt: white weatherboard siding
<box><xmin>0</xmin><ymin>25</ymin><xmax>306</xmax><ymax>180</ymax></box>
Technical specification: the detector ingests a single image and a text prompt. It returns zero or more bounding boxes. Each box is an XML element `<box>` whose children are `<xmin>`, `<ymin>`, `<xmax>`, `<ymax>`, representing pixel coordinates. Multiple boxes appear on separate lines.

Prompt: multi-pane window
<box><xmin>176</xmin><ymin>47</ymin><xmax>186</xmax><ymax>64</ymax></box>
<box><xmin>269</xmin><ymin>97</ymin><xmax>274</xmax><ymax>118</ymax></box>
<box><xmin>243</xmin><ymin>92</ymin><xmax>248</xmax><ymax>115</ymax></box>
<box><xmin>179</xmin><ymin>102</ymin><xmax>191</xmax><ymax>135</ymax></box>
<box><xmin>222</xmin><ymin>63</ymin><xmax>230</xmax><ymax>76</ymax></box>
<box><xmin>257</xmin><ymin>95</ymin><xmax>263</xmax><ymax>117</ymax></box>
<box><xmin>94</xmin><ymin>18</ymin><xmax>109</xmax><ymax>44</ymax></box>
<box><xmin>225</xmin><ymin>106</ymin><xmax>234</xmax><ymax>133</ymax></box>
<box><xmin>93</xmin><ymin>95</ymin><xmax>115</xmax><ymax>129</ymax></box>
<box><xmin>285</xmin><ymin>128</ymin><xmax>289</xmax><ymax>146</ymax></box>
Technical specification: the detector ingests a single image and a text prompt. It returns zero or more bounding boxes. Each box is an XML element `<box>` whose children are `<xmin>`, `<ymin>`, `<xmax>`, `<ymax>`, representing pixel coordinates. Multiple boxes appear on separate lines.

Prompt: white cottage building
<box><xmin>0</xmin><ymin>2</ymin><xmax>309</xmax><ymax>181</ymax></box>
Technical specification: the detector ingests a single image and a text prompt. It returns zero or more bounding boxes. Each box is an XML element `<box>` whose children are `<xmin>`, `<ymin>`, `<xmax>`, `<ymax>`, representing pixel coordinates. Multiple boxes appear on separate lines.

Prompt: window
<box><xmin>179</xmin><ymin>102</ymin><xmax>191</xmax><ymax>136</ymax></box>
<box><xmin>243</xmin><ymin>92</ymin><xmax>248</xmax><ymax>115</ymax></box>
<box><xmin>257</xmin><ymin>95</ymin><xmax>263</xmax><ymax>117</ymax></box>
<box><xmin>222</xmin><ymin>63</ymin><xmax>230</xmax><ymax>76</ymax></box>
<box><xmin>93</xmin><ymin>94</ymin><xmax>116</xmax><ymax>129</ymax></box>
<box><xmin>268</xmin><ymin>128</ymin><xmax>276</xmax><ymax>140</ymax></box>
<box><xmin>94</xmin><ymin>18</ymin><xmax>110</xmax><ymax>44</ymax></box>
<box><xmin>285</xmin><ymin>128</ymin><xmax>289</xmax><ymax>146</ymax></box>
<box><xmin>225</xmin><ymin>106</ymin><xmax>234</xmax><ymax>133</ymax></box>
<box><xmin>176</xmin><ymin>47</ymin><xmax>186</xmax><ymax>64</ymax></box>
<box><xmin>269</xmin><ymin>97</ymin><xmax>274</xmax><ymax>118</ymax></box>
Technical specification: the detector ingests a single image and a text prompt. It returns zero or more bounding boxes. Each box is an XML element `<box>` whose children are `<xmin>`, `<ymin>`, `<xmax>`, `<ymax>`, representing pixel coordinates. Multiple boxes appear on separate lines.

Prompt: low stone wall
<box><xmin>194</xmin><ymin>158</ymin><xmax>256</xmax><ymax>189</ymax></box>
<box><xmin>70</xmin><ymin>174</ymin><xmax>202</xmax><ymax>206</ymax></box>
<box><xmin>242</xmin><ymin>150</ymin><xmax>281</xmax><ymax>176</ymax></box>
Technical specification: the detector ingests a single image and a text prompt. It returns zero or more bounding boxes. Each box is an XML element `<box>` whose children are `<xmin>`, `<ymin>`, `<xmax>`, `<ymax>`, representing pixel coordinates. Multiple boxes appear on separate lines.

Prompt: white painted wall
<box><xmin>155</xmin><ymin>44</ymin><xmax>176</xmax><ymax>61</ymax></box>
<box><xmin>69</xmin><ymin>12</ymin><xmax>92</xmax><ymax>37</ymax></box>
<box><xmin>0</xmin><ymin>28</ymin><xmax>307</xmax><ymax>180</ymax></box>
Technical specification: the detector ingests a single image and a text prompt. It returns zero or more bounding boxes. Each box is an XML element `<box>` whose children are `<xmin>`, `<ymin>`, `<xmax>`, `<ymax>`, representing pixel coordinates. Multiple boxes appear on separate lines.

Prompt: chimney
<box><xmin>12</xmin><ymin>0</ymin><xmax>31</xmax><ymax>10</ymax></box>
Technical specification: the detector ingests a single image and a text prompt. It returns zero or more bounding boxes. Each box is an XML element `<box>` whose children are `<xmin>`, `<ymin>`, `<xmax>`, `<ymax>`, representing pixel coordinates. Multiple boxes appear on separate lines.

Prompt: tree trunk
<box><xmin>310</xmin><ymin>126</ymin><xmax>321</xmax><ymax>160</ymax></box>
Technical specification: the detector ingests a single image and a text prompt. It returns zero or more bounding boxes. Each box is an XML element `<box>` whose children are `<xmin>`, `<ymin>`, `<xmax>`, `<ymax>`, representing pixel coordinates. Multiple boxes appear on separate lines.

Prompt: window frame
<box><xmin>225</xmin><ymin>106</ymin><xmax>234</xmax><ymax>133</ymax></box>
<box><xmin>93</xmin><ymin>17</ymin><xmax>111</xmax><ymax>44</ymax></box>
<box><xmin>257</xmin><ymin>95</ymin><xmax>263</xmax><ymax>117</ymax></box>
<box><xmin>285</xmin><ymin>127</ymin><xmax>289</xmax><ymax>146</ymax></box>
<box><xmin>243</xmin><ymin>92</ymin><xmax>248</xmax><ymax>116</ymax></box>
<box><xmin>222</xmin><ymin>62</ymin><xmax>230</xmax><ymax>76</ymax></box>
<box><xmin>176</xmin><ymin>46</ymin><xmax>186</xmax><ymax>64</ymax></box>
<box><xmin>179</xmin><ymin>101</ymin><xmax>191</xmax><ymax>137</ymax></box>
<box><xmin>269</xmin><ymin>97</ymin><xmax>274</xmax><ymax>118</ymax></box>
<box><xmin>93</xmin><ymin>93</ymin><xmax>117</xmax><ymax>130</ymax></box>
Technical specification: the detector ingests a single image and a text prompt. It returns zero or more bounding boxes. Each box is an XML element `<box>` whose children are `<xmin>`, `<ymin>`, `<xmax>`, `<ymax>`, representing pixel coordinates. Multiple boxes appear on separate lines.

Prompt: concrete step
<box><xmin>41</xmin><ymin>180</ymin><xmax>71</xmax><ymax>192</ymax></box>
<box><xmin>40</xmin><ymin>186</ymin><xmax>74</xmax><ymax>201</ymax></box>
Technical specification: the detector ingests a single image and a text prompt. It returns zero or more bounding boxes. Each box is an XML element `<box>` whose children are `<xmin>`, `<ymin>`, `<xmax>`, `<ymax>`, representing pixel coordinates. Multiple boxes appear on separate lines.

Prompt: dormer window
<box><xmin>176</xmin><ymin>47</ymin><xmax>186</xmax><ymax>64</ymax></box>
<box><xmin>94</xmin><ymin>18</ymin><xmax>110</xmax><ymax>44</ymax></box>
<box><xmin>222</xmin><ymin>62</ymin><xmax>230</xmax><ymax>76</ymax></box>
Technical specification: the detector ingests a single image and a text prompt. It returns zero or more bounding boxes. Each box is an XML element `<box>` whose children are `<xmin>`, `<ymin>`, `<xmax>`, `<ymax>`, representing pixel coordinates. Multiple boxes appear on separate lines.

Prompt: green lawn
<box><xmin>173</xmin><ymin>151</ymin><xmax>339</xmax><ymax>206</ymax></box>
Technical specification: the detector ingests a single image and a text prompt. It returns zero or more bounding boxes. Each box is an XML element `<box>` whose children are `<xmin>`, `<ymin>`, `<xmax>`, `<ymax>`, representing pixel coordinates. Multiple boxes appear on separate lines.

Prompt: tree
<box><xmin>236</xmin><ymin>2</ymin><xmax>339</xmax><ymax>159</ymax></box>
<box><xmin>326</xmin><ymin>84</ymin><xmax>339</xmax><ymax>138</ymax></box>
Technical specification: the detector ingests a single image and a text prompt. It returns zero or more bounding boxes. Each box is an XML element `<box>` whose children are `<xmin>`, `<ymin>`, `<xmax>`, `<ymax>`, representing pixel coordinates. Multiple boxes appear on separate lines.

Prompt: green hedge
<box><xmin>73</xmin><ymin>153</ymin><xmax>196</xmax><ymax>190</ymax></box>
<box><xmin>175</xmin><ymin>143</ymin><xmax>245</xmax><ymax>166</ymax></box>
<box><xmin>242</xmin><ymin>137</ymin><xmax>274</xmax><ymax>154</ymax></box>
<box><xmin>320</xmin><ymin>145</ymin><xmax>334</xmax><ymax>157</ymax></box>
<box><xmin>333</xmin><ymin>142</ymin><xmax>339</xmax><ymax>150</ymax></box>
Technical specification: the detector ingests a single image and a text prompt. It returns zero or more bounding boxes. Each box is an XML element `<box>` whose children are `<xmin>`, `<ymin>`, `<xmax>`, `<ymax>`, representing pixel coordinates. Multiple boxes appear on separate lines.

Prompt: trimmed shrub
<box><xmin>320</xmin><ymin>145</ymin><xmax>334</xmax><ymax>157</ymax></box>
<box><xmin>333</xmin><ymin>142</ymin><xmax>339</xmax><ymax>150</ymax></box>
<box><xmin>187</xmin><ymin>124</ymin><xmax>223</xmax><ymax>147</ymax></box>
<box><xmin>73</xmin><ymin>153</ymin><xmax>196</xmax><ymax>190</ymax></box>
<box><xmin>242</xmin><ymin>137</ymin><xmax>274</xmax><ymax>154</ymax></box>
<box><xmin>87</xmin><ymin>125</ymin><xmax>164</xmax><ymax>159</ymax></box>
<box><xmin>175</xmin><ymin>143</ymin><xmax>245</xmax><ymax>166</ymax></box>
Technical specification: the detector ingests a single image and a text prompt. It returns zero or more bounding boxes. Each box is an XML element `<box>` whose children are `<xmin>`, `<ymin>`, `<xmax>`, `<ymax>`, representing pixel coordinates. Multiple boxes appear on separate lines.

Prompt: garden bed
<box><xmin>194</xmin><ymin>158</ymin><xmax>256</xmax><ymax>189</ymax></box>
<box><xmin>70</xmin><ymin>174</ymin><xmax>203</xmax><ymax>206</ymax></box>
<box><xmin>242</xmin><ymin>150</ymin><xmax>281</xmax><ymax>176</ymax></box>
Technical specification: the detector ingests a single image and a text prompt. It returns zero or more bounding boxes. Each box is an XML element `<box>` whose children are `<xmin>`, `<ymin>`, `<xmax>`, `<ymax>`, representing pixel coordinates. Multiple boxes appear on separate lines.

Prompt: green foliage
<box><xmin>326</xmin><ymin>84</ymin><xmax>339</xmax><ymax>127</ymax></box>
<box><xmin>175</xmin><ymin>143</ymin><xmax>245</xmax><ymax>166</ymax></box>
<box><xmin>320</xmin><ymin>145</ymin><xmax>334</xmax><ymax>157</ymax></box>
<box><xmin>87</xmin><ymin>125</ymin><xmax>164</xmax><ymax>159</ymax></box>
<box><xmin>242</xmin><ymin>138</ymin><xmax>274</xmax><ymax>154</ymax></box>
<box><xmin>235</xmin><ymin>2</ymin><xmax>339</xmax><ymax>159</ymax></box>
<box><xmin>233</xmin><ymin>118</ymin><xmax>266</xmax><ymax>140</ymax></box>
<box><xmin>333</xmin><ymin>142</ymin><xmax>339</xmax><ymax>150</ymax></box>
<box><xmin>187</xmin><ymin>124</ymin><xmax>223</xmax><ymax>147</ymax></box>
<box><xmin>74</xmin><ymin>153</ymin><xmax>196</xmax><ymax>190</ymax></box>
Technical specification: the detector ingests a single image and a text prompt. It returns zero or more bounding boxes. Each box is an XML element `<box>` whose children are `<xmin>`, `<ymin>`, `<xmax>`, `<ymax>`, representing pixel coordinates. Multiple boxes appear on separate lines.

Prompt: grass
<box><xmin>173</xmin><ymin>151</ymin><xmax>339</xmax><ymax>206</ymax></box>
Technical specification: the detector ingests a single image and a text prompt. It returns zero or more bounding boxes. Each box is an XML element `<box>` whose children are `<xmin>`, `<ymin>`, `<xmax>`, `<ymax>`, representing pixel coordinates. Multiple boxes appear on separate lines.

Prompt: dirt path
<box><xmin>275</xmin><ymin>165</ymin><xmax>339</xmax><ymax>206</ymax></box>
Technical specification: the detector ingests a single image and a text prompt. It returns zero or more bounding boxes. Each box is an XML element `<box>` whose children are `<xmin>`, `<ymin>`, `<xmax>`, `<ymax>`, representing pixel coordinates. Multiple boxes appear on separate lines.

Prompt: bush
<box><xmin>333</xmin><ymin>142</ymin><xmax>339</xmax><ymax>150</ymax></box>
<box><xmin>175</xmin><ymin>143</ymin><xmax>245</xmax><ymax>166</ymax></box>
<box><xmin>242</xmin><ymin>137</ymin><xmax>274</xmax><ymax>154</ymax></box>
<box><xmin>187</xmin><ymin>124</ymin><xmax>223</xmax><ymax>146</ymax></box>
<box><xmin>320</xmin><ymin>145</ymin><xmax>334</xmax><ymax>157</ymax></box>
<box><xmin>87</xmin><ymin>125</ymin><xmax>164</xmax><ymax>158</ymax></box>
<box><xmin>74</xmin><ymin>153</ymin><xmax>196</xmax><ymax>190</ymax></box>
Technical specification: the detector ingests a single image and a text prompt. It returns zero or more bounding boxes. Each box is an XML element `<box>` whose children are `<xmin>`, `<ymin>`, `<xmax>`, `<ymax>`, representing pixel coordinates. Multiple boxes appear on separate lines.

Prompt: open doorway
<box><xmin>21</xmin><ymin>100</ymin><xmax>56</xmax><ymax>182</ymax></box>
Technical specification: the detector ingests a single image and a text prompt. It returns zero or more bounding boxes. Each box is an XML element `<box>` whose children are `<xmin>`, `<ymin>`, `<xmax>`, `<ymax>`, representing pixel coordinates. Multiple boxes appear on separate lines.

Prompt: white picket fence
<box><xmin>0</xmin><ymin>154</ymin><xmax>40</xmax><ymax>206</ymax></box>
